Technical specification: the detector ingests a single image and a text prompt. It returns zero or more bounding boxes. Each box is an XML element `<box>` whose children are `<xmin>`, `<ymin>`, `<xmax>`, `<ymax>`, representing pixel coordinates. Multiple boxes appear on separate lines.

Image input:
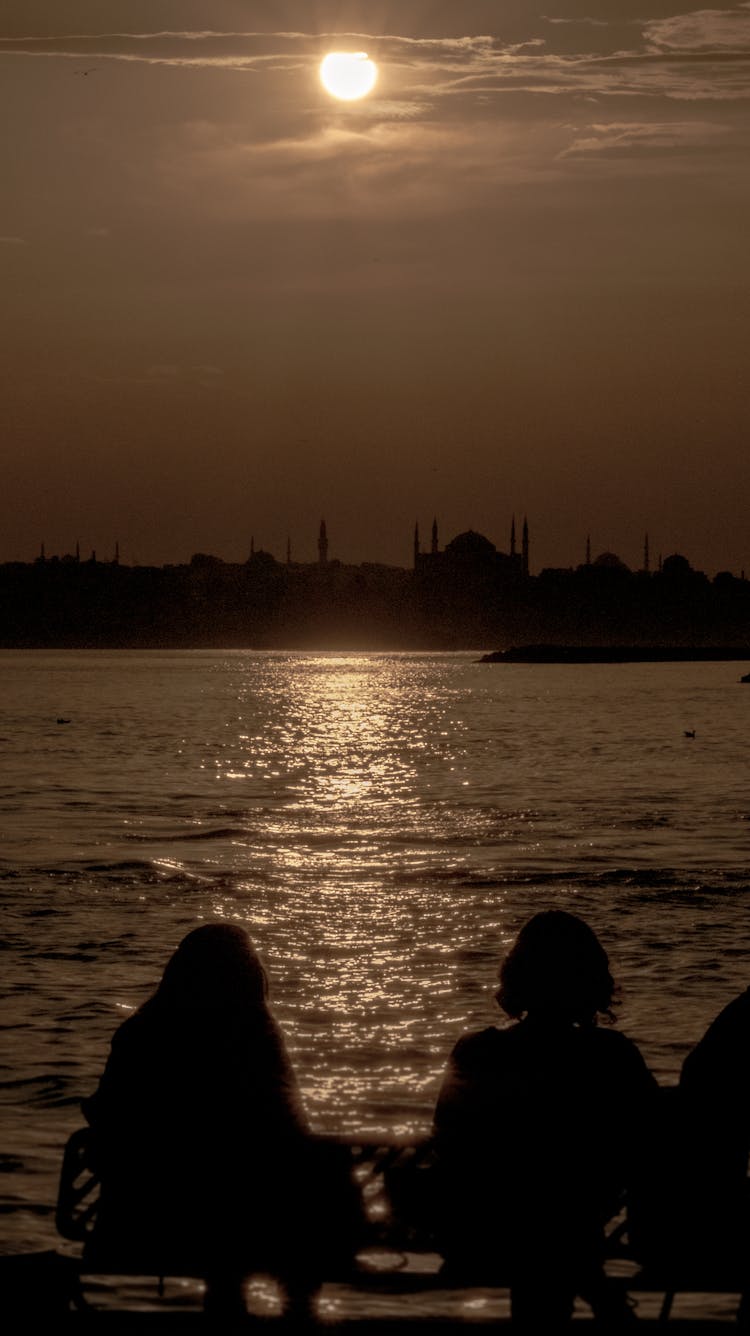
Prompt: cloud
<box><xmin>0</xmin><ymin>29</ymin><xmax>496</xmax><ymax>73</ymax></box>
<box><xmin>1</xmin><ymin>19</ymin><xmax>749</xmax><ymax>107</ymax></box>
<box><xmin>644</xmin><ymin>4</ymin><xmax>750</xmax><ymax>52</ymax></box>
<box><xmin>0</xmin><ymin>20</ymin><xmax>733</xmax><ymax>69</ymax></box>
<box><xmin>545</xmin><ymin>17</ymin><xmax>615</xmax><ymax>27</ymax></box>
<box><xmin>0</xmin><ymin>234</ymin><xmax>29</xmax><ymax>245</ymax></box>
<box><xmin>561</xmin><ymin>118</ymin><xmax>731</xmax><ymax>158</ymax></box>
<box><xmin>2</xmin><ymin>16</ymin><xmax>748</xmax><ymax>220</ymax></box>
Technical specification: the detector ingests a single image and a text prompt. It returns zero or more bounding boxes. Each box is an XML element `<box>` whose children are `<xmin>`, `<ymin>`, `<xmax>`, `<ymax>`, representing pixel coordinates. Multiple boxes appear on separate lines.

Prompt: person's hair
<box><xmin>496</xmin><ymin>910</ymin><xmax>615</xmax><ymax>1025</ymax></box>
<box><xmin>148</xmin><ymin>923</ymin><xmax>269</xmax><ymax>1014</ymax></box>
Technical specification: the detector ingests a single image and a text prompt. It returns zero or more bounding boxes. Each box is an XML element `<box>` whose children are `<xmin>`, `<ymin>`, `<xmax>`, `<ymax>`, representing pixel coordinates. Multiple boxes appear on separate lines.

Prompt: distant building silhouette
<box><xmin>415</xmin><ymin>518</ymin><xmax>528</xmax><ymax>582</ymax></box>
<box><xmin>3</xmin><ymin>515</ymin><xmax>748</xmax><ymax>651</ymax></box>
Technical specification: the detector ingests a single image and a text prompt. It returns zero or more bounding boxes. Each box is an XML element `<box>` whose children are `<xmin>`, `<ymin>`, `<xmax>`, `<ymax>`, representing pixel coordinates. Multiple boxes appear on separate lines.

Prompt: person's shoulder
<box><xmin>681</xmin><ymin>986</ymin><xmax>750</xmax><ymax>1085</ymax></box>
<box><xmin>587</xmin><ymin>1024</ymin><xmax>638</xmax><ymax>1048</ymax></box>
<box><xmin>709</xmin><ymin>986</ymin><xmax>750</xmax><ymax>1031</ymax></box>
<box><xmin>584</xmin><ymin>1024</ymin><xmax>644</xmax><ymax>1057</ymax></box>
<box><xmin>451</xmin><ymin>1025</ymin><xmax>513</xmax><ymax>1068</ymax></box>
<box><xmin>583</xmin><ymin>1024</ymin><xmax>656</xmax><ymax>1084</ymax></box>
<box><xmin>107</xmin><ymin>1010</ymin><xmax>141</xmax><ymax>1045</ymax></box>
<box><xmin>107</xmin><ymin>1005</ymin><xmax>160</xmax><ymax>1055</ymax></box>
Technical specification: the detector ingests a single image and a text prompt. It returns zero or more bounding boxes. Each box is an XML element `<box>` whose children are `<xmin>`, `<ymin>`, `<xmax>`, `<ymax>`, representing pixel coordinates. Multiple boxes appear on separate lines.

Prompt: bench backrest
<box><xmin>56</xmin><ymin>1128</ymin><xmax>436</xmax><ymax>1252</ymax></box>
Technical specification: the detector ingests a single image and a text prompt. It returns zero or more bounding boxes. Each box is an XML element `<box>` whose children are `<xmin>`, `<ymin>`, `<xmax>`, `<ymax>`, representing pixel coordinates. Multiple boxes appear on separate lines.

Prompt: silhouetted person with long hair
<box><xmin>82</xmin><ymin>923</ymin><xmax>319</xmax><ymax>1316</ymax></box>
<box><xmin>433</xmin><ymin>910</ymin><xmax>656</xmax><ymax>1331</ymax></box>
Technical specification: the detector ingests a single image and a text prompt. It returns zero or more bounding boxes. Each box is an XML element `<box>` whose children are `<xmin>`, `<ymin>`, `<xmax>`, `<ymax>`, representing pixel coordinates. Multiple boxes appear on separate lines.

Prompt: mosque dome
<box><xmin>444</xmin><ymin>530</ymin><xmax>497</xmax><ymax>560</ymax></box>
<box><xmin>592</xmin><ymin>551</ymin><xmax>629</xmax><ymax>572</ymax></box>
<box><xmin>661</xmin><ymin>553</ymin><xmax>693</xmax><ymax>578</ymax></box>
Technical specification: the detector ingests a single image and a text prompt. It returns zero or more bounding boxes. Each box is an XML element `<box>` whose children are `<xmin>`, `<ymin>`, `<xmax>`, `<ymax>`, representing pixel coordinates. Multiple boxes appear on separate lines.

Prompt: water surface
<box><xmin>2</xmin><ymin>650</ymin><xmax>748</xmax><ymax>1317</ymax></box>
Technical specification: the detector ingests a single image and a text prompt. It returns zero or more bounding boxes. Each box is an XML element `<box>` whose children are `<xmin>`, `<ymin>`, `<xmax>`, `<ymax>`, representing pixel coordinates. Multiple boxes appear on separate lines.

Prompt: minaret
<box><xmin>510</xmin><ymin>515</ymin><xmax>516</xmax><ymax>558</ymax></box>
<box><xmin>522</xmin><ymin>516</ymin><xmax>529</xmax><ymax>577</ymax></box>
<box><xmin>286</xmin><ymin>536</ymin><xmax>291</xmax><ymax>565</ymax></box>
<box><xmin>643</xmin><ymin>532</ymin><xmax>650</xmax><ymax>574</ymax></box>
<box><xmin>75</xmin><ymin>540</ymin><xmax>80</xmax><ymax>563</ymax></box>
<box><xmin>39</xmin><ymin>541</ymin><xmax>46</xmax><ymax>562</ymax></box>
<box><xmin>318</xmin><ymin>519</ymin><xmax>328</xmax><ymax>566</ymax></box>
<box><xmin>413</xmin><ymin>521</ymin><xmax>420</xmax><ymax>569</ymax></box>
<box><xmin>586</xmin><ymin>534</ymin><xmax>592</xmax><ymax>566</ymax></box>
<box><xmin>250</xmin><ymin>536</ymin><xmax>255</xmax><ymax>558</ymax></box>
<box><xmin>113</xmin><ymin>540</ymin><xmax>120</xmax><ymax>566</ymax></box>
<box><xmin>431</xmin><ymin>517</ymin><xmax>438</xmax><ymax>555</ymax></box>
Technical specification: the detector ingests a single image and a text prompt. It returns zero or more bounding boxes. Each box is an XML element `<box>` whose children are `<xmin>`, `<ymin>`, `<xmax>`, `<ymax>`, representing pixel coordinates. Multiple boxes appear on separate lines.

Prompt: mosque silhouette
<box><xmin>1</xmin><ymin>517</ymin><xmax>747</xmax><ymax>650</ymax></box>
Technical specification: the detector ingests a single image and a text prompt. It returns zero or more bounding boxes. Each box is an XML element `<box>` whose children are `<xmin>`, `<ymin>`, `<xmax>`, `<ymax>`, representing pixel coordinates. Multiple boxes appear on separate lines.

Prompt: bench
<box><xmin>54</xmin><ymin>1127</ymin><xmax>748</xmax><ymax>1325</ymax></box>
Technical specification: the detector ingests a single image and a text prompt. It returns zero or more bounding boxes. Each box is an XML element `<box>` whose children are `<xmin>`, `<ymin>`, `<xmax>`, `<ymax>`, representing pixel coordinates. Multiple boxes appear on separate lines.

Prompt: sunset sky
<box><xmin>2</xmin><ymin>0</ymin><xmax>749</xmax><ymax>573</ymax></box>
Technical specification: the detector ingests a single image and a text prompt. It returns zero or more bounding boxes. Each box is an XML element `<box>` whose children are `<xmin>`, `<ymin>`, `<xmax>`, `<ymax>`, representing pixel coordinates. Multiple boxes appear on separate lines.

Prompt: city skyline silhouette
<box><xmin>3</xmin><ymin>514</ymin><xmax>748</xmax><ymax>650</ymax></box>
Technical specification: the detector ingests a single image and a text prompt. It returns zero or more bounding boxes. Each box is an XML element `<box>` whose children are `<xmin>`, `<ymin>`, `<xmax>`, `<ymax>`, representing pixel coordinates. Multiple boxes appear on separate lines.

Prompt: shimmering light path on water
<box><xmin>1</xmin><ymin>651</ymin><xmax>748</xmax><ymax>1316</ymax></box>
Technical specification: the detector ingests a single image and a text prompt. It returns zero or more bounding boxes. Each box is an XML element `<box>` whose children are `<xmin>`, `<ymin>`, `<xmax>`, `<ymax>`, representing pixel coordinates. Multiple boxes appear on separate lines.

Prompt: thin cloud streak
<box><xmin>560</xmin><ymin>119</ymin><xmax>731</xmax><ymax>157</ymax></box>
<box><xmin>1</xmin><ymin>18</ymin><xmax>748</xmax><ymax>104</ymax></box>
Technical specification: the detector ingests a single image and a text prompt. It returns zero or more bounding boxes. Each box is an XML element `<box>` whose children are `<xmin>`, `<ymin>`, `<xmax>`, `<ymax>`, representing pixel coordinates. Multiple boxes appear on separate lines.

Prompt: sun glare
<box><xmin>320</xmin><ymin>51</ymin><xmax>378</xmax><ymax>102</ymax></box>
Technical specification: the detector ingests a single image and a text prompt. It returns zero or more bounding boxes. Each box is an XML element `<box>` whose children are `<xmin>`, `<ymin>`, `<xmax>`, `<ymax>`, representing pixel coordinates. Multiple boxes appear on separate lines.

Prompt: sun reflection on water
<box><xmin>4</xmin><ymin>648</ymin><xmax>750</xmax><ymax>1319</ymax></box>
<box><xmin>178</xmin><ymin>656</ymin><xmax>533</xmax><ymax>1127</ymax></box>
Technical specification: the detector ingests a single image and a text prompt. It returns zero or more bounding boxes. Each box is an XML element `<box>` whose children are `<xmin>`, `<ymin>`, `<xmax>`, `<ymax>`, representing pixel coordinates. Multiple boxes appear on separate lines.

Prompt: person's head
<box><xmin>153</xmin><ymin>923</ymin><xmax>269</xmax><ymax>1014</ymax></box>
<box><xmin>496</xmin><ymin>910</ymin><xmax>614</xmax><ymax>1026</ymax></box>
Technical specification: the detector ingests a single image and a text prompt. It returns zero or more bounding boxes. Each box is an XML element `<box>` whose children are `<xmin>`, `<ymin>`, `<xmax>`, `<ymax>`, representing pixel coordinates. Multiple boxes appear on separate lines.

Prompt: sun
<box><xmin>320</xmin><ymin>52</ymin><xmax>378</xmax><ymax>102</ymax></box>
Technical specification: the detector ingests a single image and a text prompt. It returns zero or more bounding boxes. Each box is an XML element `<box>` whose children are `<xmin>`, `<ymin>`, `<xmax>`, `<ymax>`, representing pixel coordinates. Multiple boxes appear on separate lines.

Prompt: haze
<box><xmin>1</xmin><ymin>0</ymin><xmax>749</xmax><ymax>573</ymax></box>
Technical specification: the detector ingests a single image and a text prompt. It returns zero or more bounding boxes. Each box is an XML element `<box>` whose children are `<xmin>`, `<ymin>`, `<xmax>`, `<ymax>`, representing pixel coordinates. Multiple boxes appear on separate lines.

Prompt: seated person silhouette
<box><xmin>632</xmin><ymin>985</ymin><xmax>749</xmax><ymax>1284</ymax></box>
<box><xmin>681</xmin><ymin>985</ymin><xmax>750</xmax><ymax>1188</ymax></box>
<box><xmin>432</xmin><ymin>910</ymin><xmax>656</xmax><ymax>1331</ymax></box>
<box><xmin>82</xmin><ymin>923</ymin><xmax>327</xmax><ymax>1317</ymax></box>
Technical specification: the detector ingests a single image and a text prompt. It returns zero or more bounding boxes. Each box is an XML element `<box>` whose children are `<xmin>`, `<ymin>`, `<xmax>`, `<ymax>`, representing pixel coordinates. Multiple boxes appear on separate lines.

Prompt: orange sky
<box><xmin>1</xmin><ymin>1</ymin><xmax>749</xmax><ymax>573</ymax></box>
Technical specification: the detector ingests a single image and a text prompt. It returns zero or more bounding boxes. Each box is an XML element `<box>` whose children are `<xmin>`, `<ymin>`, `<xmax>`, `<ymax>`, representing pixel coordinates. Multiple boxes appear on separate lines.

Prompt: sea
<box><xmin>2</xmin><ymin>649</ymin><xmax>748</xmax><ymax>1320</ymax></box>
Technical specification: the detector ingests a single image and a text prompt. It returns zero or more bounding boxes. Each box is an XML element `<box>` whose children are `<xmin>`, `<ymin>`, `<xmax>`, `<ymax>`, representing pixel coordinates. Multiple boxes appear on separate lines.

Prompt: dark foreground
<box><xmin>4</xmin><ymin>1252</ymin><xmax>746</xmax><ymax>1332</ymax></box>
<box><xmin>6</xmin><ymin>1316</ymin><xmax>742</xmax><ymax>1333</ymax></box>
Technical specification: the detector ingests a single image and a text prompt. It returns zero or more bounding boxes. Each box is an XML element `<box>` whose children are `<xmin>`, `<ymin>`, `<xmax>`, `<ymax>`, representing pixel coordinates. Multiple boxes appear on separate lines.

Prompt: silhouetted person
<box><xmin>630</xmin><ymin>987</ymin><xmax>749</xmax><ymax>1308</ymax></box>
<box><xmin>681</xmin><ymin>986</ymin><xmax>750</xmax><ymax>1172</ymax></box>
<box><xmin>433</xmin><ymin>910</ymin><xmax>656</xmax><ymax>1331</ymax></box>
<box><xmin>82</xmin><ymin>924</ymin><xmax>320</xmax><ymax>1316</ymax></box>
<box><xmin>681</xmin><ymin>987</ymin><xmax>749</xmax><ymax>1306</ymax></box>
